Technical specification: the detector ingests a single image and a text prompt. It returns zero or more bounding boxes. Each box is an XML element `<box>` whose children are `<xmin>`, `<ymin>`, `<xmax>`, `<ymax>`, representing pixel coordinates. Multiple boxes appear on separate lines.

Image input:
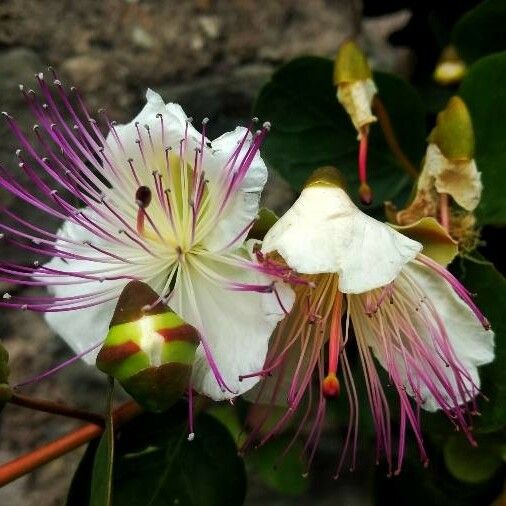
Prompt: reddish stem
<box><xmin>358</xmin><ymin>132</ymin><xmax>368</xmax><ymax>185</ymax></box>
<box><xmin>439</xmin><ymin>193</ymin><xmax>450</xmax><ymax>231</ymax></box>
<box><xmin>0</xmin><ymin>401</ymin><xmax>142</xmax><ymax>487</ymax></box>
<box><xmin>9</xmin><ymin>393</ymin><xmax>105</xmax><ymax>426</ymax></box>
<box><xmin>372</xmin><ymin>96</ymin><xmax>419</xmax><ymax>180</ymax></box>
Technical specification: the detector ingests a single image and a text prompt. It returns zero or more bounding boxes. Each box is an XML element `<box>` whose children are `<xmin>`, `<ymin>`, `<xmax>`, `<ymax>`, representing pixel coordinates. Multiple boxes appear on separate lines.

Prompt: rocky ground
<box><xmin>0</xmin><ymin>1</ymin><xmax>409</xmax><ymax>504</ymax></box>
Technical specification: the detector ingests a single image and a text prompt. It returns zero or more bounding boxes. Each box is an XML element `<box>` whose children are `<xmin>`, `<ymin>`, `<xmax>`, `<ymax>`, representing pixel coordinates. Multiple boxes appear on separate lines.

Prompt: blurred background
<box><xmin>0</xmin><ymin>1</ymin><xmax>491</xmax><ymax>504</ymax></box>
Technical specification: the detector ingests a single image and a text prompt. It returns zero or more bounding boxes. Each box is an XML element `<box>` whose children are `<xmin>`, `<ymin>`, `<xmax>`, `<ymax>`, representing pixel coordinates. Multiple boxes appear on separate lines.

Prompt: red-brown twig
<box><xmin>9</xmin><ymin>393</ymin><xmax>105</xmax><ymax>426</ymax></box>
<box><xmin>373</xmin><ymin>95</ymin><xmax>419</xmax><ymax>180</ymax></box>
<box><xmin>0</xmin><ymin>401</ymin><xmax>142</xmax><ymax>487</ymax></box>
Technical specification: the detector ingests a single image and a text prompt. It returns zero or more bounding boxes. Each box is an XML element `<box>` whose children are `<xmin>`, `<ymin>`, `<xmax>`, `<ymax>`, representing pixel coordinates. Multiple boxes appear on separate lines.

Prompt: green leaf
<box><xmin>248</xmin><ymin>436</ymin><xmax>309</xmax><ymax>496</ymax></box>
<box><xmin>457</xmin><ymin>254</ymin><xmax>506</xmax><ymax>432</ymax></box>
<box><xmin>374</xmin><ymin>438</ymin><xmax>504</xmax><ymax>506</ymax></box>
<box><xmin>444</xmin><ymin>435</ymin><xmax>503</xmax><ymax>484</ymax></box>
<box><xmin>67</xmin><ymin>405</ymin><xmax>246</xmax><ymax>506</ymax></box>
<box><xmin>253</xmin><ymin>56</ymin><xmax>426</xmax><ymax>212</ymax></box>
<box><xmin>90</xmin><ymin>377</ymin><xmax>115</xmax><ymax>506</ymax></box>
<box><xmin>459</xmin><ymin>52</ymin><xmax>506</xmax><ymax>225</ymax></box>
<box><xmin>452</xmin><ymin>0</ymin><xmax>506</xmax><ymax>64</ymax></box>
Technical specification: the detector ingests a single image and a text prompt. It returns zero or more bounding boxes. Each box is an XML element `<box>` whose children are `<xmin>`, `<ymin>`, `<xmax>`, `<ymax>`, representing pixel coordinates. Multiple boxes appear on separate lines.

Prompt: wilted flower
<box><xmin>0</xmin><ymin>74</ymin><xmax>293</xmax><ymax>400</ymax></box>
<box><xmin>333</xmin><ymin>40</ymin><xmax>377</xmax><ymax>204</ymax></box>
<box><xmin>390</xmin><ymin>97</ymin><xmax>481</xmax><ymax>251</ymax></box>
<box><xmin>245</xmin><ymin>167</ymin><xmax>494</xmax><ymax>475</ymax></box>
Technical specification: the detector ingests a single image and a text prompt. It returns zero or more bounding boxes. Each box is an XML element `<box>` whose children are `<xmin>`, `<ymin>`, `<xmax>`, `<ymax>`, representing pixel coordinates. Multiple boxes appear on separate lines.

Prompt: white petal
<box><xmin>202</xmin><ymin>127</ymin><xmax>268</xmax><ymax>251</ymax></box>
<box><xmin>405</xmin><ymin>261</ymin><xmax>494</xmax><ymax>368</ymax></box>
<box><xmin>43</xmin><ymin>254</ymin><xmax>122</xmax><ymax>364</ymax></box>
<box><xmin>359</xmin><ymin>261</ymin><xmax>494</xmax><ymax>412</ymax></box>
<box><xmin>170</xmin><ymin>256</ymin><xmax>294</xmax><ymax>400</ymax></box>
<box><xmin>42</xmin><ymin>219</ymin><xmax>139</xmax><ymax>363</ymax></box>
<box><xmin>105</xmin><ymin>90</ymin><xmax>202</xmax><ymax>174</ymax></box>
<box><xmin>262</xmin><ymin>185</ymin><xmax>422</xmax><ymax>293</ymax></box>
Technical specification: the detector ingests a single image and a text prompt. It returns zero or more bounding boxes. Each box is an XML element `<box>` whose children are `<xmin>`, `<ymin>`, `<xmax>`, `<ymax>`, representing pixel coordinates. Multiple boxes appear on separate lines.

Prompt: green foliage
<box><xmin>67</xmin><ymin>405</ymin><xmax>246</xmax><ymax>506</ymax></box>
<box><xmin>444</xmin><ymin>435</ymin><xmax>503</xmax><ymax>484</ymax></box>
<box><xmin>457</xmin><ymin>254</ymin><xmax>506</xmax><ymax>432</ymax></box>
<box><xmin>374</xmin><ymin>440</ymin><xmax>504</xmax><ymax>506</ymax></box>
<box><xmin>248</xmin><ymin>436</ymin><xmax>309</xmax><ymax>496</ymax></box>
<box><xmin>459</xmin><ymin>52</ymin><xmax>506</xmax><ymax>225</ymax></box>
<box><xmin>252</xmin><ymin>56</ymin><xmax>425</xmax><ymax>212</ymax></box>
<box><xmin>452</xmin><ymin>0</ymin><xmax>506</xmax><ymax>64</ymax></box>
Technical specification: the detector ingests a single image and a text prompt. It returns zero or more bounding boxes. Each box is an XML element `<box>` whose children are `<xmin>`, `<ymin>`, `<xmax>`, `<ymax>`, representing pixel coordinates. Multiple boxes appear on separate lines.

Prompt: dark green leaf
<box><xmin>90</xmin><ymin>377</ymin><xmax>115</xmax><ymax>506</ymax></box>
<box><xmin>459</xmin><ymin>52</ymin><xmax>506</xmax><ymax>225</ymax></box>
<box><xmin>374</xmin><ymin>438</ymin><xmax>504</xmax><ymax>506</ymax></box>
<box><xmin>253</xmin><ymin>56</ymin><xmax>426</xmax><ymax>212</ymax></box>
<box><xmin>67</xmin><ymin>405</ymin><xmax>246</xmax><ymax>506</ymax></box>
<box><xmin>457</xmin><ymin>254</ymin><xmax>506</xmax><ymax>432</ymax></box>
<box><xmin>444</xmin><ymin>434</ymin><xmax>503</xmax><ymax>484</ymax></box>
<box><xmin>452</xmin><ymin>0</ymin><xmax>506</xmax><ymax>64</ymax></box>
<box><xmin>248</xmin><ymin>436</ymin><xmax>309</xmax><ymax>496</ymax></box>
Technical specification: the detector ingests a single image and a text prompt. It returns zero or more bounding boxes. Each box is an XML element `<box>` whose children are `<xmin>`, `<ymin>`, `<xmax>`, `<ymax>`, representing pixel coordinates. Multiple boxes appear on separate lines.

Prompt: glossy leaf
<box><xmin>456</xmin><ymin>254</ymin><xmax>506</xmax><ymax>432</ymax></box>
<box><xmin>67</xmin><ymin>405</ymin><xmax>246</xmax><ymax>506</ymax></box>
<box><xmin>459</xmin><ymin>52</ymin><xmax>506</xmax><ymax>225</ymax></box>
<box><xmin>452</xmin><ymin>0</ymin><xmax>506</xmax><ymax>64</ymax></box>
<box><xmin>253</xmin><ymin>56</ymin><xmax>426</xmax><ymax>213</ymax></box>
<box><xmin>444</xmin><ymin>435</ymin><xmax>503</xmax><ymax>484</ymax></box>
<box><xmin>374</xmin><ymin>439</ymin><xmax>504</xmax><ymax>506</ymax></box>
<box><xmin>248</xmin><ymin>436</ymin><xmax>309</xmax><ymax>496</ymax></box>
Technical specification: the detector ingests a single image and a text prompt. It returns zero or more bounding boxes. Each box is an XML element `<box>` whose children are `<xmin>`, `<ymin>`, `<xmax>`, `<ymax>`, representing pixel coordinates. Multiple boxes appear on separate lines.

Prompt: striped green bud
<box><xmin>96</xmin><ymin>281</ymin><xmax>199</xmax><ymax>412</ymax></box>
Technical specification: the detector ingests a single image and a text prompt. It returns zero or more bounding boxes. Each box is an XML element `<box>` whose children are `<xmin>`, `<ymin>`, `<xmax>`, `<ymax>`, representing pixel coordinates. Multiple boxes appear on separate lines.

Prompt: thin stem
<box><xmin>439</xmin><ymin>193</ymin><xmax>450</xmax><ymax>231</ymax></box>
<box><xmin>8</xmin><ymin>393</ymin><xmax>105</xmax><ymax>426</ymax></box>
<box><xmin>372</xmin><ymin>96</ymin><xmax>419</xmax><ymax>180</ymax></box>
<box><xmin>0</xmin><ymin>401</ymin><xmax>142</xmax><ymax>487</ymax></box>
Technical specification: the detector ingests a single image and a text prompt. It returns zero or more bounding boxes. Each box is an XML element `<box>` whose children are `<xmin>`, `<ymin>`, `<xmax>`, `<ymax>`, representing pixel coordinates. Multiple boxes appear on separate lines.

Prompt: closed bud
<box><xmin>433</xmin><ymin>46</ymin><xmax>466</xmax><ymax>86</ymax></box>
<box><xmin>333</xmin><ymin>40</ymin><xmax>372</xmax><ymax>85</ymax></box>
<box><xmin>96</xmin><ymin>281</ymin><xmax>199</xmax><ymax>412</ymax></box>
<box><xmin>429</xmin><ymin>96</ymin><xmax>475</xmax><ymax>161</ymax></box>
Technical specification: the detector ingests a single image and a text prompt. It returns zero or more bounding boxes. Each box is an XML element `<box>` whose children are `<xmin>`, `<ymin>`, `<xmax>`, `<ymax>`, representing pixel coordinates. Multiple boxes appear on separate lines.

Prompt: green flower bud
<box><xmin>333</xmin><ymin>40</ymin><xmax>372</xmax><ymax>85</ymax></box>
<box><xmin>429</xmin><ymin>96</ymin><xmax>475</xmax><ymax>161</ymax></box>
<box><xmin>97</xmin><ymin>281</ymin><xmax>199</xmax><ymax>412</ymax></box>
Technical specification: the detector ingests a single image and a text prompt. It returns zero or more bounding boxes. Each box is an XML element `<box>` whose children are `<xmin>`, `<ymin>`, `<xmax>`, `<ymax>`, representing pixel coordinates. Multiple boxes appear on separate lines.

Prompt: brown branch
<box><xmin>372</xmin><ymin>95</ymin><xmax>420</xmax><ymax>180</ymax></box>
<box><xmin>0</xmin><ymin>401</ymin><xmax>142</xmax><ymax>488</ymax></box>
<box><xmin>9</xmin><ymin>393</ymin><xmax>105</xmax><ymax>426</ymax></box>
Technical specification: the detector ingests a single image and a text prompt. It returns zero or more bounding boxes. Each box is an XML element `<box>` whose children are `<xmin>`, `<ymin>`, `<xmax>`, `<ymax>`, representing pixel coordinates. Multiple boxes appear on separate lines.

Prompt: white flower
<box><xmin>247</xmin><ymin>172</ymin><xmax>494</xmax><ymax>475</ymax></box>
<box><xmin>0</xmin><ymin>79</ymin><xmax>293</xmax><ymax>400</ymax></box>
<box><xmin>418</xmin><ymin>143</ymin><xmax>482</xmax><ymax>211</ymax></box>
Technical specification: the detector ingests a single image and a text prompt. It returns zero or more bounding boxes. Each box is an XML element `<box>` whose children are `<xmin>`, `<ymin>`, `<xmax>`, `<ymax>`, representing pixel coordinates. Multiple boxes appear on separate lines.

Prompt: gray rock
<box><xmin>0</xmin><ymin>48</ymin><xmax>63</xmax><ymax>264</ymax></box>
